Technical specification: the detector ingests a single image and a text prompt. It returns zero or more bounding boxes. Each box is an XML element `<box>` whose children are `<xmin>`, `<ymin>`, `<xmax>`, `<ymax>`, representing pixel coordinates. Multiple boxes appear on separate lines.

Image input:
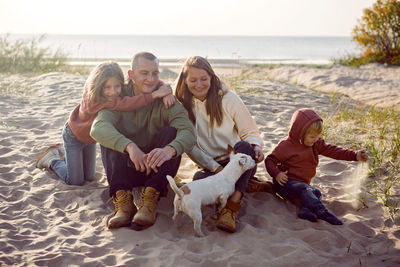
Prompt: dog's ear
<box><xmin>227</xmin><ymin>144</ymin><xmax>237</xmax><ymax>154</ymax></box>
<box><xmin>239</xmin><ymin>156</ymin><xmax>246</xmax><ymax>166</ymax></box>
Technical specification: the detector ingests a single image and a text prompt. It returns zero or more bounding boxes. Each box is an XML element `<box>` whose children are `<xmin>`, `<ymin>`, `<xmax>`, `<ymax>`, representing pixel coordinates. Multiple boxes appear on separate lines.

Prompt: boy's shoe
<box><xmin>297</xmin><ymin>206</ymin><xmax>318</xmax><ymax>222</ymax></box>
<box><xmin>108</xmin><ymin>190</ymin><xmax>136</xmax><ymax>229</ymax></box>
<box><xmin>35</xmin><ymin>145</ymin><xmax>61</xmax><ymax>169</ymax></box>
<box><xmin>246</xmin><ymin>177</ymin><xmax>275</xmax><ymax>194</ymax></box>
<box><xmin>316</xmin><ymin>210</ymin><xmax>343</xmax><ymax>225</ymax></box>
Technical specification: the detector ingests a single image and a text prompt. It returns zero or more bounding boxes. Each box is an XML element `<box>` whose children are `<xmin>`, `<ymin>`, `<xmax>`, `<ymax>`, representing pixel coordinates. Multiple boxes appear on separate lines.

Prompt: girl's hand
<box><xmin>152</xmin><ymin>84</ymin><xmax>172</xmax><ymax>99</ymax></box>
<box><xmin>253</xmin><ymin>145</ymin><xmax>264</xmax><ymax>163</ymax></box>
<box><xmin>162</xmin><ymin>94</ymin><xmax>175</xmax><ymax>109</ymax></box>
<box><xmin>357</xmin><ymin>150</ymin><xmax>368</xmax><ymax>162</ymax></box>
<box><xmin>276</xmin><ymin>171</ymin><xmax>288</xmax><ymax>186</ymax></box>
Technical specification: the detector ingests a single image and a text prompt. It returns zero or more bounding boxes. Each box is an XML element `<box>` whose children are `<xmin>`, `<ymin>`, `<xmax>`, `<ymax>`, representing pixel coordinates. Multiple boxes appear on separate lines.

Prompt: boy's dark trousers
<box><xmin>101</xmin><ymin>127</ymin><xmax>181</xmax><ymax>197</ymax></box>
<box><xmin>273</xmin><ymin>179</ymin><xmax>325</xmax><ymax>214</ymax></box>
<box><xmin>193</xmin><ymin>141</ymin><xmax>257</xmax><ymax>195</ymax></box>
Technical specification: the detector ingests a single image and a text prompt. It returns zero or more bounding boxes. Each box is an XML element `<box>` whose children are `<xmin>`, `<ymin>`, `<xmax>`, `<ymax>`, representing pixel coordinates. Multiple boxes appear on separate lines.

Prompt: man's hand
<box><xmin>276</xmin><ymin>171</ymin><xmax>288</xmax><ymax>186</ymax></box>
<box><xmin>146</xmin><ymin>145</ymin><xmax>177</xmax><ymax>173</ymax></box>
<box><xmin>125</xmin><ymin>142</ymin><xmax>151</xmax><ymax>175</ymax></box>
<box><xmin>253</xmin><ymin>145</ymin><xmax>264</xmax><ymax>163</ymax></box>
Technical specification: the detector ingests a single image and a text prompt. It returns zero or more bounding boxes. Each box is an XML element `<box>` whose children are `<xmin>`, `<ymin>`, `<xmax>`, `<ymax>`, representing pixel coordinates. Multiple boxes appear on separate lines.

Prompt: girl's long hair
<box><xmin>86</xmin><ymin>61</ymin><xmax>124</xmax><ymax>103</ymax></box>
<box><xmin>175</xmin><ymin>56</ymin><xmax>224</xmax><ymax>127</ymax></box>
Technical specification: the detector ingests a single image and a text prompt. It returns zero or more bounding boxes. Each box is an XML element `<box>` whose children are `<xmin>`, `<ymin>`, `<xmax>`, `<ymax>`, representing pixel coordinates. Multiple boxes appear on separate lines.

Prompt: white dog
<box><xmin>166</xmin><ymin>145</ymin><xmax>256</xmax><ymax>237</ymax></box>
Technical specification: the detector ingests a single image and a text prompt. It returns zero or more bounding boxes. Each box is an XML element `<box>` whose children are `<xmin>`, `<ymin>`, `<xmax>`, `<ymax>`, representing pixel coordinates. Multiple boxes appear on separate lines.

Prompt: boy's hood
<box><xmin>288</xmin><ymin>108</ymin><xmax>322</xmax><ymax>144</ymax></box>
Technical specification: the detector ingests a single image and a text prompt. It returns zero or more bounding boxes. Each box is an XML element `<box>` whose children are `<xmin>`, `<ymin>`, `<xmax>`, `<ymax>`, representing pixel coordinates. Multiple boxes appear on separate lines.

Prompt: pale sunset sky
<box><xmin>1</xmin><ymin>0</ymin><xmax>376</xmax><ymax>36</ymax></box>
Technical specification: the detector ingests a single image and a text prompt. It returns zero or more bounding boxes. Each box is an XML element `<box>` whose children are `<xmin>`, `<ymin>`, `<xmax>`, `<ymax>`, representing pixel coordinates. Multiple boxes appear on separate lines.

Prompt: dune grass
<box><xmin>0</xmin><ymin>34</ymin><xmax>70</xmax><ymax>74</ymax></box>
<box><xmin>322</xmin><ymin>103</ymin><xmax>400</xmax><ymax>218</ymax></box>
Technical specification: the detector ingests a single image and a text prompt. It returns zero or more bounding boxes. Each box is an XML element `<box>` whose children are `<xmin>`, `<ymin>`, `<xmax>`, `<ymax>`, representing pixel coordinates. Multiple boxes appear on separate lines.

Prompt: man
<box><xmin>91</xmin><ymin>52</ymin><xmax>195</xmax><ymax>229</ymax></box>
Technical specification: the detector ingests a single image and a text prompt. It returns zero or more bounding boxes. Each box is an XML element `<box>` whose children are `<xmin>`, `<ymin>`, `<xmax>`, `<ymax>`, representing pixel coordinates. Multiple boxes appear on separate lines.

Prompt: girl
<box><xmin>175</xmin><ymin>56</ymin><xmax>264</xmax><ymax>233</ymax></box>
<box><xmin>36</xmin><ymin>61</ymin><xmax>173</xmax><ymax>185</ymax></box>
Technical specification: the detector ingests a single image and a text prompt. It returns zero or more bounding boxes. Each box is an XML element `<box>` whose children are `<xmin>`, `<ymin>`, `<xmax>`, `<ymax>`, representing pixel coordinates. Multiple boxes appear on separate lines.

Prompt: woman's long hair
<box><xmin>175</xmin><ymin>56</ymin><xmax>224</xmax><ymax>127</ymax></box>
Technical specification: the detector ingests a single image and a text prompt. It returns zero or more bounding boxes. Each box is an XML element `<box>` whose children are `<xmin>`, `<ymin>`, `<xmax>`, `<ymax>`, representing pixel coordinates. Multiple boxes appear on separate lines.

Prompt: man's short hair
<box><xmin>131</xmin><ymin>52</ymin><xmax>159</xmax><ymax>69</ymax></box>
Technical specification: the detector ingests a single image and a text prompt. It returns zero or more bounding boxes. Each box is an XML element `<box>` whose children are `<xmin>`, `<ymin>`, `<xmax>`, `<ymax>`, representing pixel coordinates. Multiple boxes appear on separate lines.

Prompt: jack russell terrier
<box><xmin>166</xmin><ymin>145</ymin><xmax>256</xmax><ymax>237</ymax></box>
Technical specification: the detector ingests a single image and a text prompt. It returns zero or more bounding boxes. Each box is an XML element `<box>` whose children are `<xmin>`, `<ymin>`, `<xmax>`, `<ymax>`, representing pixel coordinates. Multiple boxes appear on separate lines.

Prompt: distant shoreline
<box><xmin>67</xmin><ymin>57</ymin><xmax>332</xmax><ymax>68</ymax></box>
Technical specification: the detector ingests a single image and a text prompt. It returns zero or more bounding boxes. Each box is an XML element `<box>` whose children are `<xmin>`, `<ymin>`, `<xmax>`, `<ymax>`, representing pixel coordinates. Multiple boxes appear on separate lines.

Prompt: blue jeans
<box><xmin>193</xmin><ymin>141</ymin><xmax>257</xmax><ymax>195</ymax></box>
<box><xmin>273</xmin><ymin>179</ymin><xmax>325</xmax><ymax>214</ymax></box>
<box><xmin>50</xmin><ymin>122</ymin><xmax>96</xmax><ymax>185</ymax></box>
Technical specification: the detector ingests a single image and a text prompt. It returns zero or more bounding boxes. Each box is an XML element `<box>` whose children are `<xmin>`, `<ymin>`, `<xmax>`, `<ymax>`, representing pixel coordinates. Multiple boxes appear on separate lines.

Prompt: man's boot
<box><xmin>108</xmin><ymin>190</ymin><xmax>136</xmax><ymax>229</ymax></box>
<box><xmin>216</xmin><ymin>199</ymin><xmax>242</xmax><ymax>233</ymax></box>
<box><xmin>132</xmin><ymin>187</ymin><xmax>160</xmax><ymax>226</ymax></box>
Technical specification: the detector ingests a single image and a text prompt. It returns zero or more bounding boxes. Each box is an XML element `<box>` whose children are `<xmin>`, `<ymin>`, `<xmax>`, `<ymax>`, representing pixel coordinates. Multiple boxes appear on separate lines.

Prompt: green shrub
<box><xmin>0</xmin><ymin>34</ymin><xmax>69</xmax><ymax>74</ymax></box>
<box><xmin>352</xmin><ymin>0</ymin><xmax>400</xmax><ymax>65</ymax></box>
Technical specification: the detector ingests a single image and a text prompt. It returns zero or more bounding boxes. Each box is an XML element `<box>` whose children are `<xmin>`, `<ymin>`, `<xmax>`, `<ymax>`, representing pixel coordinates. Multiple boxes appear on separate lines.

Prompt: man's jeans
<box><xmin>101</xmin><ymin>127</ymin><xmax>181</xmax><ymax>197</ymax></box>
<box><xmin>273</xmin><ymin>179</ymin><xmax>325</xmax><ymax>214</ymax></box>
<box><xmin>51</xmin><ymin>122</ymin><xmax>96</xmax><ymax>185</ymax></box>
<box><xmin>193</xmin><ymin>141</ymin><xmax>257</xmax><ymax>195</ymax></box>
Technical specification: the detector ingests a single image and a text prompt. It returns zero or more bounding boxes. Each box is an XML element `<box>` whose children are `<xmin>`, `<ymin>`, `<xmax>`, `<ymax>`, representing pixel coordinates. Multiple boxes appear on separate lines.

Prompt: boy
<box><xmin>265</xmin><ymin>108</ymin><xmax>368</xmax><ymax>225</ymax></box>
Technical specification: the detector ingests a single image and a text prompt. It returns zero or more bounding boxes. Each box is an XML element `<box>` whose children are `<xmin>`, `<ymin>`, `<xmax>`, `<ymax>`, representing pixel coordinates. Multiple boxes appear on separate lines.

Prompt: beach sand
<box><xmin>0</xmin><ymin>64</ymin><xmax>399</xmax><ymax>266</ymax></box>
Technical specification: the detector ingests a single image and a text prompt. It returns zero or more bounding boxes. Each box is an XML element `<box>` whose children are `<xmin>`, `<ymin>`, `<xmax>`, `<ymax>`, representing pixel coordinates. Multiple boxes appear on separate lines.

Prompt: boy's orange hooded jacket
<box><xmin>265</xmin><ymin>108</ymin><xmax>358</xmax><ymax>185</ymax></box>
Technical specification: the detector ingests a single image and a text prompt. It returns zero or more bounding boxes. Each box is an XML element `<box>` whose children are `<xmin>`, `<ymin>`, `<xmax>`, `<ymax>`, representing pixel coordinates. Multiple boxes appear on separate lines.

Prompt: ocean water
<box><xmin>14</xmin><ymin>34</ymin><xmax>360</xmax><ymax>66</ymax></box>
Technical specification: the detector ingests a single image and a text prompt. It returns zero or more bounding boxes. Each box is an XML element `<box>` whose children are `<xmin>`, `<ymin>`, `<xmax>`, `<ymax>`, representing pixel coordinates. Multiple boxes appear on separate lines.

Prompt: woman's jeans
<box><xmin>50</xmin><ymin>122</ymin><xmax>96</xmax><ymax>185</ymax></box>
<box><xmin>193</xmin><ymin>141</ymin><xmax>257</xmax><ymax>195</ymax></box>
<box><xmin>273</xmin><ymin>179</ymin><xmax>325</xmax><ymax>214</ymax></box>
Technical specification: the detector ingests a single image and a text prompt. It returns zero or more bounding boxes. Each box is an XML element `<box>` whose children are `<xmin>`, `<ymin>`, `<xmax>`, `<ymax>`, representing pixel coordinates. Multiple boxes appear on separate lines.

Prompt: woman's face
<box><xmin>185</xmin><ymin>67</ymin><xmax>211</xmax><ymax>101</ymax></box>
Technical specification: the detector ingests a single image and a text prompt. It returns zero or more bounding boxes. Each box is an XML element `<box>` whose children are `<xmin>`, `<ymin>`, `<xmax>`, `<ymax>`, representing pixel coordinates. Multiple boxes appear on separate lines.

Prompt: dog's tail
<box><xmin>166</xmin><ymin>175</ymin><xmax>184</xmax><ymax>199</ymax></box>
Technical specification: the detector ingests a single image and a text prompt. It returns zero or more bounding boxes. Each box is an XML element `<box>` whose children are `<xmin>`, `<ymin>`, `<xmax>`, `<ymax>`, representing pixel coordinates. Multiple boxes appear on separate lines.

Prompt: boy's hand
<box><xmin>162</xmin><ymin>94</ymin><xmax>175</xmax><ymax>109</ymax></box>
<box><xmin>357</xmin><ymin>150</ymin><xmax>368</xmax><ymax>162</ymax></box>
<box><xmin>276</xmin><ymin>171</ymin><xmax>288</xmax><ymax>186</ymax></box>
<box><xmin>152</xmin><ymin>84</ymin><xmax>172</xmax><ymax>99</ymax></box>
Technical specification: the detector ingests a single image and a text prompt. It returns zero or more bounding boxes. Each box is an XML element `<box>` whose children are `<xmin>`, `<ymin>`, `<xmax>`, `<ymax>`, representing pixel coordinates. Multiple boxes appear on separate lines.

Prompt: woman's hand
<box><xmin>276</xmin><ymin>171</ymin><xmax>288</xmax><ymax>186</ymax></box>
<box><xmin>253</xmin><ymin>145</ymin><xmax>264</xmax><ymax>163</ymax></box>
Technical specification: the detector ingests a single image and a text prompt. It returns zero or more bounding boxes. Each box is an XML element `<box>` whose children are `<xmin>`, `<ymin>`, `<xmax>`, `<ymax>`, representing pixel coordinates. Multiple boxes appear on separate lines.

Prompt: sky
<box><xmin>0</xmin><ymin>0</ymin><xmax>377</xmax><ymax>36</ymax></box>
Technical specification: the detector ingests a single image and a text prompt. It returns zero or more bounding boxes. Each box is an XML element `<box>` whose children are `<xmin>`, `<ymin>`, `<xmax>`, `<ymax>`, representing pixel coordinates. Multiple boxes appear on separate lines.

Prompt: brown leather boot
<box><xmin>108</xmin><ymin>190</ymin><xmax>136</xmax><ymax>229</ymax></box>
<box><xmin>132</xmin><ymin>187</ymin><xmax>160</xmax><ymax>226</ymax></box>
<box><xmin>217</xmin><ymin>200</ymin><xmax>242</xmax><ymax>233</ymax></box>
<box><xmin>246</xmin><ymin>177</ymin><xmax>275</xmax><ymax>194</ymax></box>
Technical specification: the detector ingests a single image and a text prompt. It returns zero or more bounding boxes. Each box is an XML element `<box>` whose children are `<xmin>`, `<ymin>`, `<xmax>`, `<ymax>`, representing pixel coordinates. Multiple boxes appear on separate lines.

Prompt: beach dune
<box><xmin>0</xmin><ymin>64</ymin><xmax>399</xmax><ymax>266</ymax></box>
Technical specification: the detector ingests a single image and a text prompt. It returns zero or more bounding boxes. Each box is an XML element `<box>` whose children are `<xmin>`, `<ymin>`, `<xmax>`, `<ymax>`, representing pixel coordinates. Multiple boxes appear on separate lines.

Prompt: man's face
<box><xmin>129</xmin><ymin>57</ymin><xmax>160</xmax><ymax>95</ymax></box>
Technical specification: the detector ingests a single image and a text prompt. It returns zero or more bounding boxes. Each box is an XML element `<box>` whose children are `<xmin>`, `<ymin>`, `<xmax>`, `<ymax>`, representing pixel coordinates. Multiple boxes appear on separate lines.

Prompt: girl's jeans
<box><xmin>50</xmin><ymin>122</ymin><xmax>96</xmax><ymax>185</ymax></box>
<box><xmin>273</xmin><ymin>179</ymin><xmax>326</xmax><ymax>214</ymax></box>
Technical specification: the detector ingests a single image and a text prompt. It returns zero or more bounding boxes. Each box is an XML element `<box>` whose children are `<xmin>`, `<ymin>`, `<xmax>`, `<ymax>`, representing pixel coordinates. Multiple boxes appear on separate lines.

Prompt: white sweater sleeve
<box><xmin>187</xmin><ymin>144</ymin><xmax>221</xmax><ymax>172</ymax></box>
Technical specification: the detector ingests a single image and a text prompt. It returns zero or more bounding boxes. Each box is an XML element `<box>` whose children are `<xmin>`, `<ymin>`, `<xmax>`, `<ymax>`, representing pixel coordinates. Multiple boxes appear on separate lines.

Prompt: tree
<box><xmin>352</xmin><ymin>0</ymin><xmax>400</xmax><ymax>65</ymax></box>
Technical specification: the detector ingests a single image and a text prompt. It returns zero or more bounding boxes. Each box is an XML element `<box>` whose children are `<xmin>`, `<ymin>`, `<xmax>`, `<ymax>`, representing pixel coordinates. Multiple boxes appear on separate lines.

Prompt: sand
<box><xmin>0</xmin><ymin>64</ymin><xmax>399</xmax><ymax>266</ymax></box>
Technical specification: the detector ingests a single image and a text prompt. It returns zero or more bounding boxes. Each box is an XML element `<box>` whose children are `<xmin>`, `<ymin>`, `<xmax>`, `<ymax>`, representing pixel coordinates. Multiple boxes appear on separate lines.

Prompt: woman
<box><xmin>175</xmin><ymin>56</ymin><xmax>264</xmax><ymax>233</ymax></box>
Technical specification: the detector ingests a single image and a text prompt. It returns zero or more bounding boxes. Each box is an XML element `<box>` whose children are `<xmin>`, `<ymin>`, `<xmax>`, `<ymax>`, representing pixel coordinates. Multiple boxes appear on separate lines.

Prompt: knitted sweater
<box><xmin>187</xmin><ymin>89</ymin><xmax>263</xmax><ymax>172</ymax></box>
<box><xmin>265</xmin><ymin>108</ymin><xmax>358</xmax><ymax>185</ymax></box>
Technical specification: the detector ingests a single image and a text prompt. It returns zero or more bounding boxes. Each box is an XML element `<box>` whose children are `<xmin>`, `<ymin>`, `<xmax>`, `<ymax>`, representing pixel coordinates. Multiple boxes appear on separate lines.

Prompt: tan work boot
<box><xmin>217</xmin><ymin>200</ymin><xmax>242</xmax><ymax>233</ymax></box>
<box><xmin>246</xmin><ymin>177</ymin><xmax>275</xmax><ymax>194</ymax></box>
<box><xmin>132</xmin><ymin>187</ymin><xmax>160</xmax><ymax>226</ymax></box>
<box><xmin>108</xmin><ymin>190</ymin><xmax>136</xmax><ymax>229</ymax></box>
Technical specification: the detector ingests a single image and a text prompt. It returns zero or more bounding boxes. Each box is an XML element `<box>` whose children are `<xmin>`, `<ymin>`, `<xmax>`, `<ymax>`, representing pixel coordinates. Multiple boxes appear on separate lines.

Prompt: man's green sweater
<box><xmin>90</xmin><ymin>97</ymin><xmax>195</xmax><ymax>156</ymax></box>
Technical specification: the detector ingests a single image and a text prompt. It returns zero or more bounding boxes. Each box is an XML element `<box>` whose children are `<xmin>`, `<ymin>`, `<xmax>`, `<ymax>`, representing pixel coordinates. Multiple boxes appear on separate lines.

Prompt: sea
<box><xmin>12</xmin><ymin>34</ymin><xmax>360</xmax><ymax>67</ymax></box>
